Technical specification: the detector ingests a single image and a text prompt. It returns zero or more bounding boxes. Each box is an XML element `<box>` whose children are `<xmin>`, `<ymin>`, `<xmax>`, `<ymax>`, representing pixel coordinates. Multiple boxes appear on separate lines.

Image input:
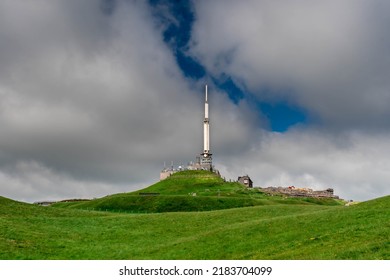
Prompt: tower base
<box><xmin>200</xmin><ymin>152</ymin><xmax>213</xmax><ymax>171</ymax></box>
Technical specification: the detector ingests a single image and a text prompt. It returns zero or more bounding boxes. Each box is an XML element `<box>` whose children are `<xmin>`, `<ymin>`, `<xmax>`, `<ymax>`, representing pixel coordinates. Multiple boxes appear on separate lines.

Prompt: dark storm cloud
<box><xmin>0</xmin><ymin>0</ymin><xmax>256</xmax><ymax>202</ymax></box>
<box><xmin>190</xmin><ymin>0</ymin><xmax>390</xmax><ymax>200</ymax></box>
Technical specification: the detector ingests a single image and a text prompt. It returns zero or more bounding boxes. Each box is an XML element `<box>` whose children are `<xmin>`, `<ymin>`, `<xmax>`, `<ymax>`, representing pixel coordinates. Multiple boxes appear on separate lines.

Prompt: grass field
<box><xmin>1</xmin><ymin>193</ymin><xmax>389</xmax><ymax>259</ymax></box>
<box><xmin>1</xmin><ymin>171</ymin><xmax>388</xmax><ymax>259</ymax></box>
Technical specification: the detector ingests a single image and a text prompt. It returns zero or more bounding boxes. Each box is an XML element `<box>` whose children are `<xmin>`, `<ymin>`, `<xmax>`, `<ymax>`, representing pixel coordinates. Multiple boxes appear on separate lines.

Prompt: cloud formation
<box><xmin>216</xmin><ymin>129</ymin><xmax>390</xmax><ymax>201</ymax></box>
<box><xmin>190</xmin><ymin>0</ymin><xmax>390</xmax><ymax>200</ymax></box>
<box><xmin>190</xmin><ymin>0</ymin><xmax>390</xmax><ymax>130</ymax></box>
<box><xmin>0</xmin><ymin>0</ymin><xmax>255</xmax><ymax>202</ymax></box>
<box><xmin>0</xmin><ymin>0</ymin><xmax>389</xmax><ymax>202</ymax></box>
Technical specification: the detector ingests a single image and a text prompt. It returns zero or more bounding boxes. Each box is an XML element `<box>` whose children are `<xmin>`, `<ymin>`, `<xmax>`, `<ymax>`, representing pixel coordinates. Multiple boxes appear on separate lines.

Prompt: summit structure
<box><xmin>200</xmin><ymin>84</ymin><xmax>212</xmax><ymax>171</ymax></box>
<box><xmin>160</xmin><ymin>85</ymin><xmax>215</xmax><ymax>180</ymax></box>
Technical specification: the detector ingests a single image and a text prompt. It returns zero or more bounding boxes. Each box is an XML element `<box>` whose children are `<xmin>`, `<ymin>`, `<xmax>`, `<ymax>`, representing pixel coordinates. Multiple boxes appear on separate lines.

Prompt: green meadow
<box><xmin>0</xmin><ymin>170</ymin><xmax>389</xmax><ymax>259</ymax></box>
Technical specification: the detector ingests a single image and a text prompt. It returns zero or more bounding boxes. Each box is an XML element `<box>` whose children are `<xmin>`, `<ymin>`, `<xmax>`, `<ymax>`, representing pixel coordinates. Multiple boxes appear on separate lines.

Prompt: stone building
<box><xmin>238</xmin><ymin>175</ymin><xmax>253</xmax><ymax>188</ymax></box>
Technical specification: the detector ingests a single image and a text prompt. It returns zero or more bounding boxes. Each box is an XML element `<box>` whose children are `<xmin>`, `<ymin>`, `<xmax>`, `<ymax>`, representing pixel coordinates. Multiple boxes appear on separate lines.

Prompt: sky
<box><xmin>1</xmin><ymin>0</ymin><xmax>390</xmax><ymax>203</ymax></box>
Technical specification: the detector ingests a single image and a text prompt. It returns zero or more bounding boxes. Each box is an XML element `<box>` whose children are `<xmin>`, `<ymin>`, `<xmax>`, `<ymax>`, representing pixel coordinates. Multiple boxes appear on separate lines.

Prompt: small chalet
<box><xmin>238</xmin><ymin>175</ymin><xmax>253</xmax><ymax>188</ymax></box>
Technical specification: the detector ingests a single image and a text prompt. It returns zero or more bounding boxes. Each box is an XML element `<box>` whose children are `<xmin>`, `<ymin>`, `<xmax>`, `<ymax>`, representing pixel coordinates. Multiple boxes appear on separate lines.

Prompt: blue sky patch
<box><xmin>176</xmin><ymin>52</ymin><xmax>206</xmax><ymax>79</ymax></box>
<box><xmin>149</xmin><ymin>0</ymin><xmax>205</xmax><ymax>78</ymax></box>
<box><xmin>213</xmin><ymin>76</ymin><xmax>244</xmax><ymax>104</ymax></box>
<box><xmin>258</xmin><ymin>101</ymin><xmax>307</xmax><ymax>132</ymax></box>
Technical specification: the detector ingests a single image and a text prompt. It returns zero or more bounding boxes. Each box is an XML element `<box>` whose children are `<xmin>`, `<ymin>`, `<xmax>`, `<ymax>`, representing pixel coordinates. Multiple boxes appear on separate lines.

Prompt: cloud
<box><xmin>0</xmin><ymin>160</ymin><xmax>117</xmax><ymax>202</ymax></box>
<box><xmin>216</xmin><ymin>129</ymin><xmax>390</xmax><ymax>201</ymax></box>
<box><xmin>190</xmin><ymin>0</ymin><xmax>390</xmax><ymax>200</ymax></box>
<box><xmin>0</xmin><ymin>0</ymin><xmax>389</xmax><ymax>203</ymax></box>
<box><xmin>0</xmin><ymin>0</ymin><xmax>256</xmax><ymax>202</ymax></box>
<box><xmin>190</xmin><ymin>0</ymin><xmax>390</xmax><ymax>130</ymax></box>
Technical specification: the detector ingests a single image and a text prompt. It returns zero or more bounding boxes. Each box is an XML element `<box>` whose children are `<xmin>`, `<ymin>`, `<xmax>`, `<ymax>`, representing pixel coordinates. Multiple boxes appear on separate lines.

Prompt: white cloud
<box><xmin>217</xmin><ymin>129</ymin><xmax>390</xmax><ymax>201</ymax></box>
<box><xmin>189</xmin><ymin>0</ymin><xmax>390</xmax><ymax>201</ymax></box>
<box><xmin>0</xmin><ymin>0</ymin><xmax>256</xmax><ymax>202</ymax></box>
<box><xmin>0</xmin><ymin>160</ymin><xmax>122</xmax><ymax>203</ymax></box>
<box><xmin>190</xmin><ymin>0</ymin><xmax>390</xmax><ymax>130</ymax></box>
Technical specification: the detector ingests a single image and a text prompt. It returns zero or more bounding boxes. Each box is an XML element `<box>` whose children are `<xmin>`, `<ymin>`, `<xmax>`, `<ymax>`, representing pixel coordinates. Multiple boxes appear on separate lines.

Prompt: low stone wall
<box><xmin>260</xmin><ymin>186</ymin><xmax>339</xmax><ymax>199</ymax></box>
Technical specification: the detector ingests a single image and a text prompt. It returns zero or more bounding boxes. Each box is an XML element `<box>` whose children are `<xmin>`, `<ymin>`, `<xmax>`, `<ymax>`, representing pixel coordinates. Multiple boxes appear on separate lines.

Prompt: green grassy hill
<box><xmin>52</xmin><ymin>170</ymin><xmax>343</xmax><ymax>213</ymax></box>
<box><xmin>0</xmin><ymin>194</ymin><xmax>389</xmax><ymax>259</ymax></box>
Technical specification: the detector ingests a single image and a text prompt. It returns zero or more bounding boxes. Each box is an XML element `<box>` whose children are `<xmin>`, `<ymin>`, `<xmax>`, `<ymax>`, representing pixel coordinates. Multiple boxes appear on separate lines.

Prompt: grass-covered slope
<box><xmin>1</xmin><ymin>195</ymin><xmax>389</xmax><ymax>259</ymax></box>
<box><xmin>54</xmin><ymin>195</ymin><xmax>274</xmax><ymax>213</ymax></box>
<box><xmin>53</xmin><ymin>170</ymin><xmax>342</xmax><ymax>213</ymax></box>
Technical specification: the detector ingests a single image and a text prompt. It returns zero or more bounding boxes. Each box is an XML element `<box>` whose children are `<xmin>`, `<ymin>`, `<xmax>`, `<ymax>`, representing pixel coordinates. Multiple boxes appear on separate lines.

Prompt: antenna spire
<box><xmin>205</xmin><ymin>84</ymin><xmax>208</xmax><ymax>102</ymax></box>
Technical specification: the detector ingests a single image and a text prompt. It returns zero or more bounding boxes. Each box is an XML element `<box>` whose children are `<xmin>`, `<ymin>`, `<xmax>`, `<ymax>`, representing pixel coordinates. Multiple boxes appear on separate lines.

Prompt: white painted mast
<box><xmin>201</xmin><ymin>84</ymin><xmax>212</xmax><ymax>170</ymax></box>
<box><xmin>204</xmin><ymin>84</ymin><xmax>210</xmax><ymax>153</ymax></box>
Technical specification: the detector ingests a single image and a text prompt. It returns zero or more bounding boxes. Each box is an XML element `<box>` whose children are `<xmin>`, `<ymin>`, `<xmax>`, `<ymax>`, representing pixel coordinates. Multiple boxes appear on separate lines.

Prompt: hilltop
<box><xmin>0</xmin><ymin>194</ymin><xmax>389</xmax><ymax>259</ymax></box>
<box><xmin>52</xmin><ymin>170</ymin><xmax>343</xmax><ymax>213</ymax></box>
<box><xmin>1</xmin><ymin>171</ymin><xmax>387</xmax><ymax>259</ymax></box>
